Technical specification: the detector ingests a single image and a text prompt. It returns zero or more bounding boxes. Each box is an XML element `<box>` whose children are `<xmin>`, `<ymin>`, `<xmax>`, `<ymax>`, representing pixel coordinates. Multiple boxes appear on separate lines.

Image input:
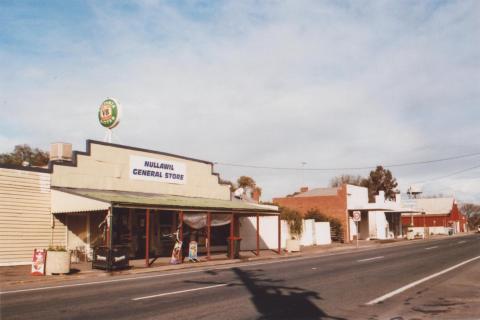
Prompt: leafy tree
<box><xmin>460</xmin><ymin>203</ymin><xmax>480</xmax><ymax>229</ymax></box>
<box><xmin>329</xmin><ymin>174</ymin><xmax>365</xmax><ymax>187</ymax></box>
<box><xmin>362</xmin><ymin>165</ymin><xmax>399</xmax><ymax>202</ymax></box>
<box><xmin>236</xmin><ymin>176</ymin><xmax>262</xmax><ymax>198</ymax></box>
<box><xmin>280</xmin><ymin>207</ymin><xmax>303</xmax><ymax>239</ymax></box>
<box><xmin>0</xmin><ymin>144</ymin><xmax>49</xmax><ymax>167</ymax></box>
<box><xmin>237</xmin><ymin>176</ymin><xmax>256</xmax><ymax>189</ymax></box>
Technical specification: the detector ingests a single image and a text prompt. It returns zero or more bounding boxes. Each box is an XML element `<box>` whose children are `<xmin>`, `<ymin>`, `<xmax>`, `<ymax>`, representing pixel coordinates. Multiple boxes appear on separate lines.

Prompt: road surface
<box><xmin>1</xmin><ymin>234</ymin><xmax>479</xmax><ymax>319</ymax></box>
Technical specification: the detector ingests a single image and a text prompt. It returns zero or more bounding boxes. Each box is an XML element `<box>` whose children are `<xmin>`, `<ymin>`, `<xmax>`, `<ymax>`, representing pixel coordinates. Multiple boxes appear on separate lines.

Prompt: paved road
<box><xmin>1</xmin><ymin>234</ymin><xmax>479</xmax><ymax>320</ymax></box>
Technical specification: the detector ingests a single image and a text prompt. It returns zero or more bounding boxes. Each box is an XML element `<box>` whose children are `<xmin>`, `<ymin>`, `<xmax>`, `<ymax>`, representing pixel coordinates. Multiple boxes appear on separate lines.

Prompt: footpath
<box><xmin>0</xmin><ymin>233</ymin><xmax>470</xmax><ymax>290</ymax></box>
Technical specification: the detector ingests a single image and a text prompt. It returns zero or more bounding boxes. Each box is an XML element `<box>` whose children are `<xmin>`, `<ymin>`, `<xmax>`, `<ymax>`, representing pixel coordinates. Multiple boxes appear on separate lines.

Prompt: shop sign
<box><xmin>188</xmin><ymin>241</ymin><xmax>198</xmax><ymax>262</ymax></box>
<box><xmin>98</xmin><ymin>98</ymin><xmax>121</xmax><ymax>129</ymax></box>
<box><xmin>130</xmin><ymin>155</ymin><xmax>186</xmax><ymax>184</ymax></box>
<box><xmin>31</xmin><ymin>249</ymin><xmax>46</xmax><ymax>276</ymax></box>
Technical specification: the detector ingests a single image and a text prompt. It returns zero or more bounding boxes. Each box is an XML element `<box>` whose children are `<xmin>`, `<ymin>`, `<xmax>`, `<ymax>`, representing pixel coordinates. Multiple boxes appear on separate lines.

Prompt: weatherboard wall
<box><xmin>0</xmin><ymin>168</ymin><xmax>66</xmax><ymax>266</ymax></box>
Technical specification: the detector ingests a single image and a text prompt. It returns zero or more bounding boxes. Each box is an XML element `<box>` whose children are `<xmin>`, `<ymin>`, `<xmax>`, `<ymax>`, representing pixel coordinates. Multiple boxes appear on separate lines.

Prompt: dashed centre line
<box><xmin>132</xmin><ymin>283</ymin><xmax>228</xmax><ymax>301</ymax></box>
<box><xmin>425</xmin><ymin>246</ymin><xmax>438</xmax><ymax>250</ymax></box>
<box><xmin>357</xmin><ymin>256</ymin><xmax>384</xmax><ymax>262</ymax></box>
<box><xmin>458</xmin><ymin>240</ymin><xmax>467</xmax><ymax>244</ymax></box>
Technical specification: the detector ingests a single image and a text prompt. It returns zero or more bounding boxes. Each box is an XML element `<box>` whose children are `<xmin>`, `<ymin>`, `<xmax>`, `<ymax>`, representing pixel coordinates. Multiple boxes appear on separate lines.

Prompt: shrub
<box><xmin>47</xmin><ymin>245</ymin><xmax>67</xmax><ymax>252</ymax></box>
<box><xmin>280</xmin><ymin>207</ymin><xmax>303</xmax><ymax>239</ymax></box>
<box><xmin>305</xmin><ymin>208</ymin><xmax>344</xmax><ymax>242</ymax></box>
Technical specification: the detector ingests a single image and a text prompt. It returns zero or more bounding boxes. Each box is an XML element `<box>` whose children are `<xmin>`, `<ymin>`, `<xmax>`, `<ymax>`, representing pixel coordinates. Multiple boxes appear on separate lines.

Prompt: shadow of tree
<box><xmin>185</xmin><ymin>268</ymin><xmax>346</xmax><ymax>320</ymax></box>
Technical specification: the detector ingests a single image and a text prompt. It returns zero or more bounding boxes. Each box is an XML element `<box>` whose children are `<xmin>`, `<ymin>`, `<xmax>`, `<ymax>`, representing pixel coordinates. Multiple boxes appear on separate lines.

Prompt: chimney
<box><xmin>252</xmin><ymin>188</ymin><xmax>261</xmax><ymax>203</ymax></box>
<box><xmin>300</xmin><ymin>186</ymin><xmax>309</xmax><ymax>193</ymax></box>
<box><xmin>50</xmin><ymin>142</ymin><xmax>72</xmax><ymax>162</ymax></box>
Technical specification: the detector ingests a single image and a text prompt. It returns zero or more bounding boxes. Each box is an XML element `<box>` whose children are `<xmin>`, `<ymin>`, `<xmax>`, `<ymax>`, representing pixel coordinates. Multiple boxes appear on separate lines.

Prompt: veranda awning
<box><xmin>51</xmin><ymin>187</ymin><xmax>278</xmax><ymax>215</ymax></box>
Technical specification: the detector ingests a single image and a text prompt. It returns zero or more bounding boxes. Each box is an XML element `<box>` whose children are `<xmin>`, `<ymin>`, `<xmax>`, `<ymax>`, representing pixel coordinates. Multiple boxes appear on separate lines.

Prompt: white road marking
<box><xmin>458</xmin><ymin>240</ymin><xmax>466</xmax><ymax>244</ymax></box>
<box><xmin>312</xmin><ymin>267</ymin><xmax>317</xmax><ymax>270</ymax></box>
<box><xmin>132</xmin><ymin>284</ymin><xmax>227</xmax><ymax>301</ymax></box>
<box><xmin>2</xmin><ymin>235</ymin><xmax>475</xmax><ymax>295</ymax></box>
<box><xmin>425</xmin><ymin>246</ymin><xmax>438</xmax><ymax>250</ymax></box>
<box><xmin>366</xmin><ymin>255</ymin><xmax>480</xmax><ymax>305</ymax></box>
<box><xmin>357</xmin><ymin>256</ymin><xmax>384</xmax><ymax>262</ymax></box>
<box><xmin>0</xmin><ymin>248</ymin><xmax>390</xmax><ymax>295</ymax></box>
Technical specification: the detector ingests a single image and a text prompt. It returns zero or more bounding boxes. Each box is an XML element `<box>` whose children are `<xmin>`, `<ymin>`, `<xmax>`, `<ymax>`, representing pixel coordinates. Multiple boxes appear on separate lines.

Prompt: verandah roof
<box><xmin>52</xmin><ymin>187</ymin><xmax>278</xmax><ymax>215</ymax></box>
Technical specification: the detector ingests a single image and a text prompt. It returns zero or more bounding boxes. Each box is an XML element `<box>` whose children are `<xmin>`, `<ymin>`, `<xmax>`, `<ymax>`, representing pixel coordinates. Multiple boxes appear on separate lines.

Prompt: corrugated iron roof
<box><xmin>53</xmin><ymin>187</ymin><xmax>278</xmax><ymax>214</ymax></box>
<box><xmin>414</xmin><ymin>197</ymin><xmax>454</xmax><ymax>215</ymax></box>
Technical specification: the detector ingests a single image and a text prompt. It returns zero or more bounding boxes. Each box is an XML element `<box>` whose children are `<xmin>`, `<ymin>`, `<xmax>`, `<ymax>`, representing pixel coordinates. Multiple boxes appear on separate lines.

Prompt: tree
<box><xmin>0</xmin><ymin>144</ymin><xmax>49</xmax><ymax>167</ymax></box>
<box><xmin>280</xmin><ymin>207</ymin><xmax>303</xmax><ymax>239</ymax></box>
<box><xmin>237</xmin><ymin>176</ymin><xmax>256</xmax><ymax>189</ymax></box>
<box><xmin>460</xmin><ymin>203</ymin><xmax>480</xmax><ymax>229</ymax></box>
<box><xmin>236</xmin><ymin>176</ymin><xmax>262</xmax><ymax>198</ymax></box>
<box><xmin>329</xmin><ymin>174</ymin><xmax>365</xmax><ymax>187</ymax></box>
<box><xmin>362</xmin><ymin>165</ymin><xmax>399</xmax><ymax>202</ymax></box>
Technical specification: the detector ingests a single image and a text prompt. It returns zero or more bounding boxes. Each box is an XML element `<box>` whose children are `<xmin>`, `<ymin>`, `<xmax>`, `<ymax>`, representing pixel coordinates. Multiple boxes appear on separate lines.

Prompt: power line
<box><xmin>412</xmin><ymin>163</ymin><xmax>480</xmax><ymax>185</ymax></box>
<box><xmin>214</xmin><ymin>151</ymin><xmax>480</xmax><ymax>171</ymax></box>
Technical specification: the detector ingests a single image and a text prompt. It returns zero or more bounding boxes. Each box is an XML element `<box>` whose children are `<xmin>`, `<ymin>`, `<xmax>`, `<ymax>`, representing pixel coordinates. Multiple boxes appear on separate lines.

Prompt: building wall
<box><xmin>0</xmin><ymin>168</ymin><xmax>66</xmax><ymax>266</ymax></box>
<box><xmin>273</xmin><ymin>185</ymin><xmax>349</xmax><ymax>241</ymax></box>
<box><xmin>51</xmin><ymin>142</ymin><xmax>230</xmax><ymax>200</ymax></box>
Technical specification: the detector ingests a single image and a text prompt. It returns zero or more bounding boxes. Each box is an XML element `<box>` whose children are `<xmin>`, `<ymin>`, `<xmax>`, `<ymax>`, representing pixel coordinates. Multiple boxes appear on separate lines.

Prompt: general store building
<box><xmin>0</xmin><ymin>140</ymin><xmax>279</xmax><ymax>266</ymax></box>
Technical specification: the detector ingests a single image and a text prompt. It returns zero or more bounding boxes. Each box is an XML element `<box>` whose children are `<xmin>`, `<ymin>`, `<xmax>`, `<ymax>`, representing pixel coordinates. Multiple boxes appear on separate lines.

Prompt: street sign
<box><xmin>353</xmin><ymin>211</ymin><xmax>361</xmax><ymax>222</ymax></box>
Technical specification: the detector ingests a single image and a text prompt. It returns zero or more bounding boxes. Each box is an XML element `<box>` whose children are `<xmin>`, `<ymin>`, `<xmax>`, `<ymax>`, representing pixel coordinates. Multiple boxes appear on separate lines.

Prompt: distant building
<box><xmin>273</xmin><ymin>184</ymin><xmax>414</xmax><ymax>242</ymax></box>
<box><xmin>401</xmin><ymin>197</ymin><xmax>467</xmax><ymax>234</ymax></box>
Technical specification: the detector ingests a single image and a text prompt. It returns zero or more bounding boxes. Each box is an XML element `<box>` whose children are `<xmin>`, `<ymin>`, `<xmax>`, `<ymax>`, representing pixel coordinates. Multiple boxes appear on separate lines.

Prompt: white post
<box><xmin>356</xmin><ymin>221</ymin><xmax>359</xmax><ymax>249</ymax></box>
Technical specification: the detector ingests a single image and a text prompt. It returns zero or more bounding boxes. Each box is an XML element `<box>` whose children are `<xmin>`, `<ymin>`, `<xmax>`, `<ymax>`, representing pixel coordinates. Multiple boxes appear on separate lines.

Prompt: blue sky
<box><xmin>0</xmin><ymin>0</ymin><xmax>479</xmax><ymax>202</ymax></box>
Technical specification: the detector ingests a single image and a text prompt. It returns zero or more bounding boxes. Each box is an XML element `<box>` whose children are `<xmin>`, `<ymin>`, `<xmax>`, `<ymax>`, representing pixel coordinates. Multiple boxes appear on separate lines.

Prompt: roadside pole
<box><xmin>353</xmin><ymin>211</ymin><xmax>361</xmax><ymax>249</ymax></box>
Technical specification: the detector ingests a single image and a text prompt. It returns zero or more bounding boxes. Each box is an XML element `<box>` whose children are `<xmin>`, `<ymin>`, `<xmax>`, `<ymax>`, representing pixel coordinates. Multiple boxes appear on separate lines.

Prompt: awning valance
<box><xmin>51</xmin><ymin>189</ymin><xmax>110</xmax><ymax>214</ymax></box>
<box><xmin>51</xmin><ymin>187</ymin><xmax>278</xmax><ymax>215</ymax></box>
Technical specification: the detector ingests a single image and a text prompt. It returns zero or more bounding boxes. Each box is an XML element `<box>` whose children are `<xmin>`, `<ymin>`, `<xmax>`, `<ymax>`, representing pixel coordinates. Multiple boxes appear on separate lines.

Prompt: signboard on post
<box><xmin>353</xmin><ymin>211</ymin><xmax>361</xmax><ymax>222</ymax></box>
<box><xmin>353</xmin><ymin>211</ymin><xmax>361</xmax><ymax>248</ymax></box>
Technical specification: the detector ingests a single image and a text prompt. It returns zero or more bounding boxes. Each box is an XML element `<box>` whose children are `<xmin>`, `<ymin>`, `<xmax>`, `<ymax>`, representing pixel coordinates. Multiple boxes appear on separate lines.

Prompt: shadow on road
<box><xmin>186</xmin><ymin>268</ymin><xmax>345</xmax><ymax>320</ymax></box>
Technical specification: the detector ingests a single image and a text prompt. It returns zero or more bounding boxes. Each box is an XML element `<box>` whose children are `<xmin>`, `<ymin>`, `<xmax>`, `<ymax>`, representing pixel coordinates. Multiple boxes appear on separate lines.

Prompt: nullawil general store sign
<box><xmin>130</xmin><ymin>155</ymin><xmax>186</xmax><ymax>184</ymax></box>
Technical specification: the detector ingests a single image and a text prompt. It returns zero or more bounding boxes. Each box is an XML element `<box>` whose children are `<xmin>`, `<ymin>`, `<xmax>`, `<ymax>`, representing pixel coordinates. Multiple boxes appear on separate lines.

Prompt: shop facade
<box><xmin>0</xmin><ymin>140</ymin><xmax>279</xmax><ymax>266</ymax></box>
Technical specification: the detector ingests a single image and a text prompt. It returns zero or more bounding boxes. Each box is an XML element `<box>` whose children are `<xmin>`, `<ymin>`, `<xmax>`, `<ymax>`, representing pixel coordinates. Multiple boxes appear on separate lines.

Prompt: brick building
<box><xmin>273</xmin><ymin>184</ymin><xmax>410</xmax><ymax>242</ymax></box>
<box><xmin>273</xmin><ymin>185</ymin><xmax>349</xmax><ymax>241</ymax></box>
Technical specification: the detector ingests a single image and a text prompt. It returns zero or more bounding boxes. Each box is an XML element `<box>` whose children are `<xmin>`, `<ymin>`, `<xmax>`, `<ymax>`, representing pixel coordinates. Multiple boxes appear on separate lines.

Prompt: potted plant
<box><xmin>46</xmin><ymin>246</ymin><xmax>71</xmax><ymax>275</ymax></box>
<box><xmin>280</xmin><ymin>208</ymin><xmax>303</xmax><ymax>252</ymax></box>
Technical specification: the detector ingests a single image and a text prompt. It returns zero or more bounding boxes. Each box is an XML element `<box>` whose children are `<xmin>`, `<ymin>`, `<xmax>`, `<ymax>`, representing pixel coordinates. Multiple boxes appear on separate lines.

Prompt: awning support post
<box><xmin>145</xmin><ymin>209</ymin><xmax>150</xmax><ymax>268</ymax></box>
<box><xmin>179</xmin><ymin>210</ymin><xmax>184</xmax><ymax>262</ymax></box>
<box><xmin>230</xmin><ymin>213</ymin><xmax>234</xmax><ymax>259</ymax></box>
<box><xmin>277</xmin><ymin>214</ymin><xmax>281</xmax><ymax>254</ymax></box>
<box><xmin>207</xmin><ymin>212</ymin><xmax>211</xmax><ymax>260</ymax></box>
<box><xmin>256</xmin><ymin>213</ymin><xmax>260</xmax><ymax>256</ymax></box>
<box><xmin>107</xmin><ymin>207</ymin><xmax>113</xmax><ymax>249</ymax></box>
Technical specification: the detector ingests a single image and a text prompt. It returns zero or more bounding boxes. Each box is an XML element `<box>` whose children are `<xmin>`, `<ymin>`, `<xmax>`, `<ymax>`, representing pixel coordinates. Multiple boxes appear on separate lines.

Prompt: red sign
<box><xmin>353</xmin><ymin>211</ymin><xmax>361</xmax><ymax>222</ymax></box>
<box><xmin>31</xmin><ymin>249</ymin><xmax>46</xmax><ymax>276</ymax></box>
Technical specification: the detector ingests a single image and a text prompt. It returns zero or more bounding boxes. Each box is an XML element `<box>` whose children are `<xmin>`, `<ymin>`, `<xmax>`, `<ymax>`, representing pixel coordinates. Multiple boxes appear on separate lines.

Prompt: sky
<box><xmin>0</xmin><ymin>0</ymin><xmax>479</xmax><ymax>203</ymax></box>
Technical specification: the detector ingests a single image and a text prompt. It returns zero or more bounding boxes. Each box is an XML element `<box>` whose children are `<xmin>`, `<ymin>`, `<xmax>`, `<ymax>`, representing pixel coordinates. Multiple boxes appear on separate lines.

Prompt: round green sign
<box><xmin>98</xmin><ymin>98</ymin><xmax>120</xmax><ymax>129</ymax></box>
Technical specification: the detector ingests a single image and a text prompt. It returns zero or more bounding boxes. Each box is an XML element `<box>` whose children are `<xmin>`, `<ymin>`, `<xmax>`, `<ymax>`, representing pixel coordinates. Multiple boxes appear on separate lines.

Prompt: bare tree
<box><xmin>460</xmin><ymin>203</ymin><xmax>480</xmax><ymax>229</ymax></box>
<box><xmin>329</xmin><ymin>174</ymin><xmax>365</xmax><ymax>187</ymax></box>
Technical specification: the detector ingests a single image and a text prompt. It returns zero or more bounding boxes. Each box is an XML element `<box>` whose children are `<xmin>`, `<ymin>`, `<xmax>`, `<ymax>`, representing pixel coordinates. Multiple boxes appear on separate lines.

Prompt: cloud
<box><xmin>0</xmin><ymin>0</ymin><xmax>479</xmax><ymax>202</ymax></box>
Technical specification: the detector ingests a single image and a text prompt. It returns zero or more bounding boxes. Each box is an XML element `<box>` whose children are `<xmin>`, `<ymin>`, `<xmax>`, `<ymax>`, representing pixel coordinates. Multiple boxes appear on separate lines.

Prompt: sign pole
<box><xmin>353</xmin><ymin>210</ymin><xmax>361</xmax><ymax>249</ymax></box>
<box><xmin>356</xmin><ymin>221</ymin><xmax>359</xmax><ymax>249</ymax></box>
